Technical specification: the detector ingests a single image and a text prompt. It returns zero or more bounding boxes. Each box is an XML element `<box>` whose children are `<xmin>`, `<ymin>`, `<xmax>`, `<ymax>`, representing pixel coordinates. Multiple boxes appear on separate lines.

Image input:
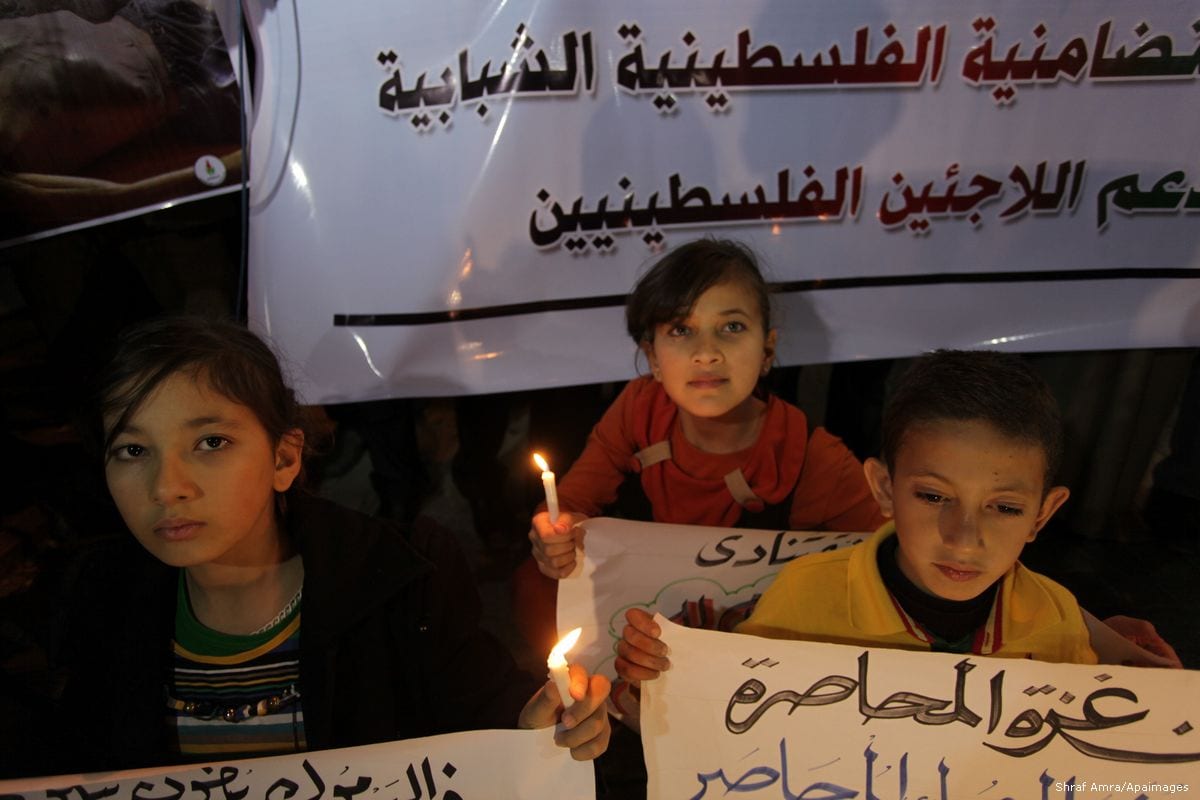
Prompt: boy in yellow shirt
<box><xmin>736</xmin><ymin>350</ymin><xmax>1093</xmax><ymax>660</ymax></box>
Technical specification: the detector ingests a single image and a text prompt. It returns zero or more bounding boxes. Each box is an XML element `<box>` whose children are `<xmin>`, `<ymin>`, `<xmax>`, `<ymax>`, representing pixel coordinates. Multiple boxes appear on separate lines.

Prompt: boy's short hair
<box><xmin>881</xmin><ymin>350</ymin><xmax>1063</xmax><ymax>486</ymax></box>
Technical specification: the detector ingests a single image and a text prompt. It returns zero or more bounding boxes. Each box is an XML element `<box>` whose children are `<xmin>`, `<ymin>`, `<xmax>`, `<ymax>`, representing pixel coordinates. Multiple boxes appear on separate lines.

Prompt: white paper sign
<box><xmin>0</xmin><ymin>728</ymin><xmax>593</xmax><ymax>800</ymax></box>
<box><xmin>643</xmin><ymin>618</ymin><xmax>1200</xmax><ymax>799</ymax></box>
<box><xmin>556</xmin><ymin>517</ymin><xmax>867</xmax><ymax>682</ymax></box>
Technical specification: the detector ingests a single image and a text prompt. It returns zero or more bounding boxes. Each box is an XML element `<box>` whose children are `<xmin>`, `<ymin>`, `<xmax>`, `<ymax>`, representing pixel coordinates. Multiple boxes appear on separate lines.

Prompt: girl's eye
<box><xmin>722</xmin><ymin>321</ymin><xmax>748</xmax><ymax>333</ymax></box>
<box><xmin>667</xmin><ymin>324</ymin><xmax>690</xmax><ymax>337</ymax></box>
<box><xmin>111</xmin><ymin>444</ymin><xmax>145</xmax><ymax>461</ymax></box>
<box><xmin>197</xmin><ymin>436</ymin><xmax>230</xmax><ymax>452</ymax></box>
<box><xmin>915</xmin><ymin>491</ymin><xmax>946</xmax><ymax>505</ymax></box>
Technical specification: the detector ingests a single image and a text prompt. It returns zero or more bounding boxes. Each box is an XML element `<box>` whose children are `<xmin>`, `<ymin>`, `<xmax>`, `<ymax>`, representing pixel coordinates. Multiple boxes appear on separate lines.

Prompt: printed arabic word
<box><xmin>617</xmin><ymin>24</ymin><xmax>947</xmax><ymax>114</ymax></box>
<box><xmin>530</xmin><ymin>166</ymin><xmax>864</xmax><ymax>251</ymax></box>
<box><xmin>1097</xmin><ymin>169</ymin><xmax>1200</xmax><ymax>229</ymax></box>
<box><xmin>378</xmin><ymin>27</ymin><xmax>595</xmax><ymax>130</ymax></box>
<box><xmin>964</xmin><ymin>18</ymin><xmax>1200</xmax><ymax>105</ymax></box>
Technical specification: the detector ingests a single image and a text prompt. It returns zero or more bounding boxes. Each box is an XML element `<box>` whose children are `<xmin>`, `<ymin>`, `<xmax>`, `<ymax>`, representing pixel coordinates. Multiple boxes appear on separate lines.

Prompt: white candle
<box><xmin>532</xmin><ymin>452</ymin><xmax>559</xmax><ymax>523</ymax></box>
<box><xmin>547</xmin><ymin>627</ymin><xmax>582</xmax><ymax>708</ymax></box>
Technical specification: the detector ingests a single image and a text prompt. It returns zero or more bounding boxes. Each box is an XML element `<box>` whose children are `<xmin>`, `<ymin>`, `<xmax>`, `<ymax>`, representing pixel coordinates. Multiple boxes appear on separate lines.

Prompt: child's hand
<box><xmin>528</xmin><ymin>511</ymin><xmax>585</xmax><ymax>579</ymax></box>
<box><xmin>1103</xmin><ymin>614</ymin><xmax>1183</xmax><ymax>668</ymax></box>
<box><xmin>615</xmin><ymin>608</ymin><xmax>670</xmax><ymax>685</ymax></box>
<box><xmin>1082</xmin><ymin>609</ymin><xmax>1183</xmax><ymax>668</ymax></box>
<box><xmin>518</xmin><ymin>664</ymin><xmax>612</xmax><ymax>761</ymax></box>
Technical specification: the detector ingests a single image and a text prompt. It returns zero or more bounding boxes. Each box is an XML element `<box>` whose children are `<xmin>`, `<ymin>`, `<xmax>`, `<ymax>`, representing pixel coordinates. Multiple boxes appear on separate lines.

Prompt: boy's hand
<box><xmin>529</xmin><ymin>511</ymin><xmax>585</xmax><ymax>579</ymax></box>
<box><xmin>615</xmin><ymin>608</ymin><xmax>671</xmax><ymax>685</ymax></box>
<box><xmin>519</xmin><ymin>664</ymin><xmax>612</xmax><ymax>761</ymax></box>
<box><xmin>1103</xmin><ymin>614</ymin><xmax>1183</xmax><ymax>668</ymax></box>
<box><xmin>1082</xmin><ymin>609</ymin><xmax>1183</xmax><ymax>669</ymax></box>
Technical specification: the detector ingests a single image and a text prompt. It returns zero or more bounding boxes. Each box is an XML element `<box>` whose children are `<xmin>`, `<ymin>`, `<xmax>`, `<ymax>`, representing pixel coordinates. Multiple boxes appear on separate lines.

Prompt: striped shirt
<box><xmin>167</xmin><ymin>577</ymin><xmax>306</xmax><ymax>758</ymax></box>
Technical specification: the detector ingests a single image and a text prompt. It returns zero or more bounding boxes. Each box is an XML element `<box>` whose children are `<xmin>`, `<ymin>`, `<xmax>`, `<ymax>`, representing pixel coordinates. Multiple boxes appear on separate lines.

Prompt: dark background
<box><xmin>2</xmin><ymin>193</ymin><xmax>1198</xmax><ymax>771</ymax></box>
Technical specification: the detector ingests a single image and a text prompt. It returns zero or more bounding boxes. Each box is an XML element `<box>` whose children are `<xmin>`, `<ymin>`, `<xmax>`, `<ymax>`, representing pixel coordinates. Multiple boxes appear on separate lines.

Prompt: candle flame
<box><xmin>547</xmin><ymin>626</ymin><xmax>583</xmax><ymax>667</ymax></box>
<box><xmin>532</xmin><ymin>452</ymin><xmax>550</xmax><ymax>472</ymax></box>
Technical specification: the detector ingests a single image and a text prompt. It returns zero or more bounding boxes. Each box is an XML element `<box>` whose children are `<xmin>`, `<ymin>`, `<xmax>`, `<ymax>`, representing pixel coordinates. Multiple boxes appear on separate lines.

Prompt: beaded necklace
<box><xmin>169</xmin><ymin>577</ymin><xmax>304</xmax><ymax>724</ymax></box>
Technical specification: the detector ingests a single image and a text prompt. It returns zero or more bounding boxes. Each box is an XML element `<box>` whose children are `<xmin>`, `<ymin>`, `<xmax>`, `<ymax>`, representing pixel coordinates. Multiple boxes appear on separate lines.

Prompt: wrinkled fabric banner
<box><xmin>240</xmin><ymin>0</ymin><xmax>1200</xmax><ymax>401</ymax></box>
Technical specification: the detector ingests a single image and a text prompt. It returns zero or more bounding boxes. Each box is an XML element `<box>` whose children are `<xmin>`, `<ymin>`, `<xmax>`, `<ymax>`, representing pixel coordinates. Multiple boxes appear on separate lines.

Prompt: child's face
<box><xmin>103</xmin><ymin>371</ymin><xmax>302</xmax><ymax>571</ymax></box>
<box><xmin>644</xmin><ymin>280</ymin><xmax>776</xmax><ymax>422</ymax></box>
<box><xmin>864</xmin><ymin>419</ymin><xmax>1069</xmax><ymax>602</ymax></box>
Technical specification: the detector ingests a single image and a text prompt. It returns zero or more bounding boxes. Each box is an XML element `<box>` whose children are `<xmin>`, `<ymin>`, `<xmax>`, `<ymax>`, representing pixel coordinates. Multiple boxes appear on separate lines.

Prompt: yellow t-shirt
<box><xmin>737</xmin><ymin>522</ymin><xmax>1097</xmax><ymax>664</ymax></box>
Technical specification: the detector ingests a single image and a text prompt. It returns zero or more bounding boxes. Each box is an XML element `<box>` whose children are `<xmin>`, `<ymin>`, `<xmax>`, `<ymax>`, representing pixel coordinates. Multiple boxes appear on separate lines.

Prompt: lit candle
<box><xmin>532</xmin><ymin>452</ymin><xmax>559</xmax><ymax>523</ymax></box>
<box><xmin>547</xmin><ymin>626</ymin><xmax>583</xmax><ymax>708</ymax></box>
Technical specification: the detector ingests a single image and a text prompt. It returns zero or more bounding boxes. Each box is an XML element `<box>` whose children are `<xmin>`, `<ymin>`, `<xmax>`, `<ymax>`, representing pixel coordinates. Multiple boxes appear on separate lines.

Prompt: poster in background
<box><xmin>240</xmin><ymin>0</ymin><xmax>1200</xmax><ymax>402</ymax></box>
<box><xmin>0</xmin><ymin>727</ymin><xmax>593</xmax><ymax>800</ymax></box>
<box><xmin>643</xmin><ymin>617</ymin><xmax>1200</xmax><ymax>799</ymax></box>
<box><xmin>0</xmin><ymin>0</ymin><xmax>243</xmax><ymax>245</ymax></box>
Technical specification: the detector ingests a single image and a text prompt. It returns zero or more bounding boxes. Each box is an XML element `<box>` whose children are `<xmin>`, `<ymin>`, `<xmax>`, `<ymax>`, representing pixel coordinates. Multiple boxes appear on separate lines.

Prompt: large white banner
<box><xmin>644</xmin><ymin>618</ymin><xmax>1200</xmax><ymax>799</ymax></box>
<box><xmin>557</xmin><ymin>518</ymin><xmax>866</xmax><ymax>684</ymax></box>
<box><xmin>242</xmin><ymin>0</ymin><xmax>1200</xmax><ymax>401</ymax></box>
<box><xmin>0</xmin><ymin>728</ymin><xmax>592</xmax><ymax>800</ymax></box>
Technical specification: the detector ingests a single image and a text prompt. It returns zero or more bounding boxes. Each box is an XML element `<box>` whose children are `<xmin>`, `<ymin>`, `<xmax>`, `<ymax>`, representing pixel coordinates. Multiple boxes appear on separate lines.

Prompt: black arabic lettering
<box><xmin>46</xmin><ymin>786</ymin><xmax>118</xmax><ymax>800</ymax></box>
<box><xmin>379</xmin><ymin>29</ymin><xmax>595</xmax><ymax>114</ymax></box>
<box><xmin>529</xmin><ymin>167</ymin><xmax>862</xmax><ymax>247</ymax></box>
<box><xmin>696</xmin><ymin>534</ymin><xmax>741</xmax><ymax>566</ymax></box>
<box><xmin>986</xmin><ymin>686</ymin><xmax>1200</xmax><ymax>763</ymax></box>
<box><xmin>725</xmin><ymin>674</ymin><xmax>858</xmax><ymax>734</ymax></box>
<box><xmin>131</xmin><ymin>779</ymin><xmax>185</xmax><ymax>800</ymax></box>
<box><xmin>189</xmin><ymin>767</ymin><xmax>249</xmax><ymax>800</ymax></box>
<box><xmin>1091</xmin><ymin>20</ymin><xmax>1200</xmax><ymax>80</ymax></box>
<box><xmin>265</xmin><ymin>759</ymin><xmax>325</xmax><ymax>800</ymax></box>
<box><xmin>858</xmin><ymin>653</ymin><xmax>982</xmax><ymax>726</ymax></box>
<box><xmin>1097</xmin><ymin>170</ymin><xmax>1190</xmax><ymax>229</ymax></box>
<box><xmin>332</xmin><ymin>777</ymin><xmax>371</xmax><ymax>800</ymax></box>
<box><xmin>401</xmin><ymin>757</ymin><xmax>459</xmax><ymax>800</ymax></box>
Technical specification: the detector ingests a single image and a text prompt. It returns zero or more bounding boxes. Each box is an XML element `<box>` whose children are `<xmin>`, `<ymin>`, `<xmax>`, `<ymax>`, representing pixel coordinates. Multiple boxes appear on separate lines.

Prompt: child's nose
<box><xmin>152</xmin><ymin>453</ymin><xmax>199</xmax><ymax>504</ymax></box>
<box><xmin>940</xmin><ymin>507</ymin><xmax>982</xmax><ymax>550</ymax></box>
<box><xmin>691</xmin><ymin>332</ymin><xmax>723</xmax><ymax>363</ymax></box>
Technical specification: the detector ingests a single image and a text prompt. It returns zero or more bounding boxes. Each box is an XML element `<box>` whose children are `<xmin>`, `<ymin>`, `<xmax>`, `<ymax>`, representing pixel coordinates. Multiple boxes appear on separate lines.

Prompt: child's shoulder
<box><xmin>1008</xmin><ymin>560</ymin><xmax>1085</xmax><ymax>615</ymax></box>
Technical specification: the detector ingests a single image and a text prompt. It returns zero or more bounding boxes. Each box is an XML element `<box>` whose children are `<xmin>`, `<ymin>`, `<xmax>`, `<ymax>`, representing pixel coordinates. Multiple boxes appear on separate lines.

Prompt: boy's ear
<box><xmin>761</xmin><ymin>329</ymin><xmax>778</xmax><ymax>375</ymax></box>
<box><xmin>1028</xmin><ymin>485</ymin><xmax>1070</xmax><ymax>541</ymax></box>
<box><xmin>863</xmin><ymin>458</ymin><xmax>895</xmax><ymax>518</ymax></box>
<box><xmin>273</xmin><ymin>429</ymin><xmax>305</xmax><ymax>492</ymax></box>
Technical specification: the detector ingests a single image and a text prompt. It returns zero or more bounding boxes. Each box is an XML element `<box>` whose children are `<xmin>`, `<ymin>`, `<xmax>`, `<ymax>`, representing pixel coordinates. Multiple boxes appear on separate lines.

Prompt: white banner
<box><xmin>643</xmin><ymin>617</ymin><xmax>1200</xmax><ymax>800</ymax></box>
<box><xmin>556</xmin><ymin>518</ymin><xmax>866</xmax><ymax>683</ymax></box>
<box><xmin>242</xmin><ymin>0</ymin><xmax>1200</xmax><ymax>401</ymax></box>
<box><xmin>0</xmin><ymin>728</ymin><xmax>592</xmax><ymax>800</ymax></box>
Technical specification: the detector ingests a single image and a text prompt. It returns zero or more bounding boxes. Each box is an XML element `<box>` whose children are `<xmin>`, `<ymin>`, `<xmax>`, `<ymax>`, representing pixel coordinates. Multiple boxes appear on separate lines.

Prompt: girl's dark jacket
<box><xmin>47</xmin><ymin>494</ymin><xmax>540</xmax><ymax>775</ymax></box>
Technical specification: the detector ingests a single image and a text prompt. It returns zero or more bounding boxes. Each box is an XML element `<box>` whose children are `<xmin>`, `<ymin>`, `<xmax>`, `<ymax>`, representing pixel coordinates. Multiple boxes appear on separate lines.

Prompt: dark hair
<box><xmin>625</xmin><ymin>238</ymin><xmax>772</xmax><ymax>345</ymax></box>
<box><xmin>92</xmin><ymin>316</ymin><xmax>310</xmax><ymax>490</ymax></box>
<box><xmin>881</xmin><ymin>350</ymin><xmax>1063</xmax><ymax>487</ymax></box>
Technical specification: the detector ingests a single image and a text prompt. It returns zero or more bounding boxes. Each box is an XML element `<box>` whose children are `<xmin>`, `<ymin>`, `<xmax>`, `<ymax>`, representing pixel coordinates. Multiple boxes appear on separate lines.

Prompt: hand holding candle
<box><xmin>547</xmin><ymin>626</ymin><xmax>583</xmax><ymax>707</ymax></box>
<box><xmin>519</xmin><ymin>624</ymin><xmax>611</xmax><ymax>761</ymax></box>
<box><xmin>532</xmin><ymin>452</ymin><xmax>559</xmax><ymax>523</ymax></box>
